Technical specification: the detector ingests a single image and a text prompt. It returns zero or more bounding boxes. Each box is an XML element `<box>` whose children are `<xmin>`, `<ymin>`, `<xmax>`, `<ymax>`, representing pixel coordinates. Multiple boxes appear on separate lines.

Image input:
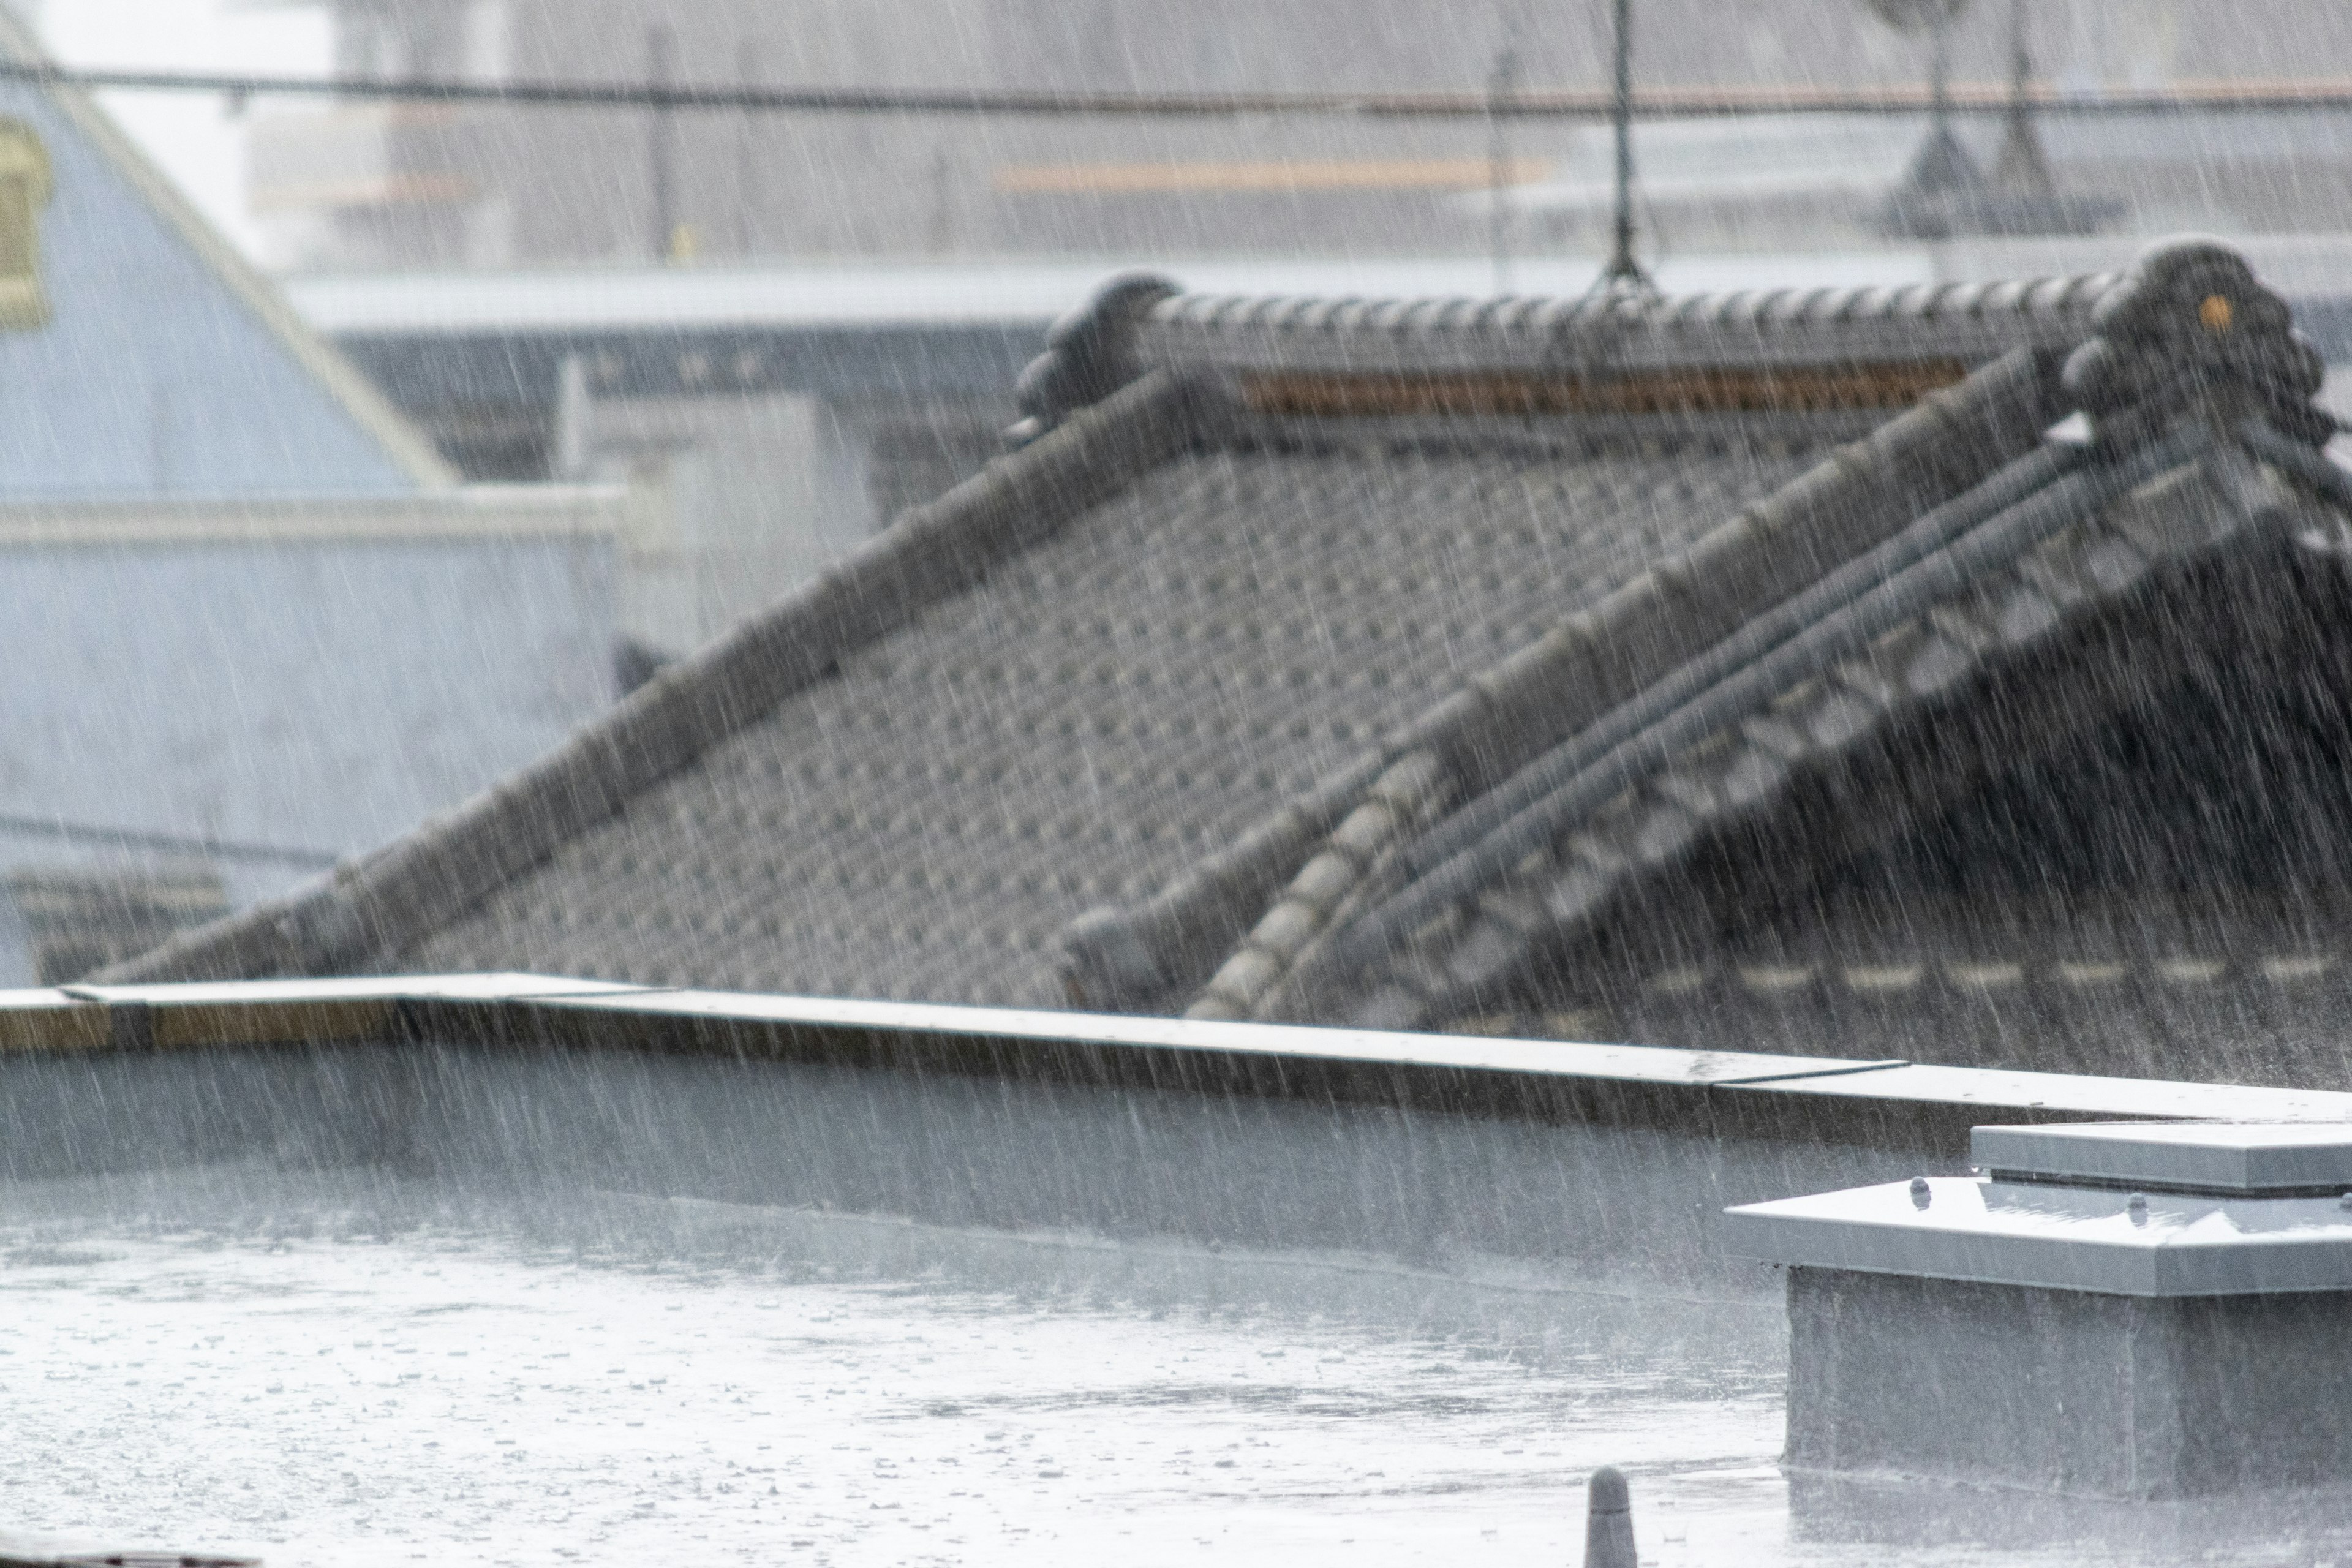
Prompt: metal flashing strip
<box><xmin>56</xmin><ymin>973</ymin><xmax>651</xmax><ymax>1006</ymax></box>
<box><xmin>1971</xmin><ymin>1120</ymin><xmax>2352</xmax><ymax>1195</ymax></box>
<box><xmin>1705</xmin><ymin>1059</ymin><xmax>1910</xmax><ymax>1087</ymax></box>
<box><xmin>50</xmin><ymin>973</ymin><xmax>657</xmax><ymax>1050</ymax></box>
<box><xmin>1721</xmin><ymin>1060</ymin><xmax>2352</xmax><ymax>1125</ymax></box>
<box><xmin>2</xmin><ymin>978</ymin><xmax>2350</xmax><ymax>1147</ymax></box>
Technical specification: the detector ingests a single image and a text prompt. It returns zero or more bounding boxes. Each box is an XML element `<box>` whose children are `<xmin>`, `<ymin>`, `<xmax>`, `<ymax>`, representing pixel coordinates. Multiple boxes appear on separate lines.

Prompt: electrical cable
<box><xmin>9</xmin><ymin>59</ymin><xmax>2352</xmax><ymax>121</ymax></box>
<box><xmin>0</xmin><ymin>811</ymin><xmax>341</xmax><ymax>869</ymax></box>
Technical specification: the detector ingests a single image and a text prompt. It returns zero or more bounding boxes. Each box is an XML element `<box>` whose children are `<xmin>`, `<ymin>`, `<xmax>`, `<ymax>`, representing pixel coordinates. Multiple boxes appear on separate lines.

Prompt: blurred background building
<box><xmin>0</xmin><ymin>7</ymin><xmax>626</xmax><ymax>981</ymax></box>
<box><xmin>205</xmin><ymin>1</ymin><xmax>2352</xmax><ymax>662</ymax></box>
<box><xmin>244</xmin><ymin>0</ymin><xmax>2352</xmax><ymax>271</ymax></box>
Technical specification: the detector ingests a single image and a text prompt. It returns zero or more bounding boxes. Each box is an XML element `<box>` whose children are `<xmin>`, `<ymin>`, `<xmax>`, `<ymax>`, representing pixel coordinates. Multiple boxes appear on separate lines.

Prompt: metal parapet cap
<box><xmin>1728</xmin><ymin>1119</ymin><xmax>2352</xmax><ymax>1297</ymax></box>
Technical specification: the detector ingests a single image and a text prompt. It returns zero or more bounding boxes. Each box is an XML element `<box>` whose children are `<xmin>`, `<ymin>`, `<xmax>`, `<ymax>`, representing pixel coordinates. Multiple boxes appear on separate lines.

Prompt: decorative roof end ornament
<box><xmin>2062</xmin><ymin>235</ymin><xmax>2330</xmax><ymax>447</ymax></box>
<box><xmin>1006</xmin><ymin>271</ymin><xmax>1180</xmax><ymax>446</ymax></box>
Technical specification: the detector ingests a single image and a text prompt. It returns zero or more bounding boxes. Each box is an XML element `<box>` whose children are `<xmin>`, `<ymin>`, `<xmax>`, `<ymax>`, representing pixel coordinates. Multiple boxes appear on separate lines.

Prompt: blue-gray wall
<box><xmin>0</xmin><ymin>83</ymin><xmax>427</xmax><ymax>499</ymax></box>
<box><xmin>0</xmin><ymin>533</ymin><xmax>617</xmax><ymax>974</ymax></box>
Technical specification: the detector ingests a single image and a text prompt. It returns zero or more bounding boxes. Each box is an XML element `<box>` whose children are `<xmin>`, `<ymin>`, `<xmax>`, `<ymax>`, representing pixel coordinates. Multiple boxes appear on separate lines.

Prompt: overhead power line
<box><xmin>7</xmin><ymin>59</ymin><xmax>2352</xmax><ymax>120</ymax></box>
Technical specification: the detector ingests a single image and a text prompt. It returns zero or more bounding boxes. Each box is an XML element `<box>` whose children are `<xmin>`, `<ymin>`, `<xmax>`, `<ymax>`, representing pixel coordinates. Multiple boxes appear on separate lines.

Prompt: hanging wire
<box><xmin>0</xmin><ymin>812</ymin><xmax>340</xmax><ymax>869</ymax></box>
<box><xmin>3</xmin><ymin>58</ymin><xmax>2350</xmax><ymax>121</ymax></box>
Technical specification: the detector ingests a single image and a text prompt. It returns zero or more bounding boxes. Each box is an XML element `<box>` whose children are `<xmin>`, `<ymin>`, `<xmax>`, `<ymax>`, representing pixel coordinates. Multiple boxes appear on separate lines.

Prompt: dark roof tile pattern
<box><xmin>1242</xmin><ymin>238</ymin><xmax>2350</xmax><ymax>1041</ymax></box>
<box><xmin>1134</xmin><ymin>344</ymin><xmax>2067</xmax><ymax>1025</ymax></box>
<box><xmin>1321</xmin><ymin>446</ymin><xmax>2332</xmax><ymax>1033</ymax></box>
<box><xmin>115</xmin><ymin>243</ymin><xmax>2328</xmax><ymax>1049</ymax></box>
<box><xmin>103</xmin><ymin>369</ymin><xmax>1212</xmax><ymax>984</ymax></box>
<box><xmin>394</xmin><ymin>440</ymin><xmax>1812</xmax><ymax>1000</ymax></box>
<box><xmin>1446</xmin><ymin>884</ymin><xmax>2352</xmax><ymax>1090</ymax></box>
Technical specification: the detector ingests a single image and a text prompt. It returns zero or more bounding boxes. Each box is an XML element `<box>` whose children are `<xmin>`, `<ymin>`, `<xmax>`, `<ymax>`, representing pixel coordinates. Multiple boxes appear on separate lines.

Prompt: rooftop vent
<box><xmin>1728</xmin><ymin>1120</ymin><xmax>2352</xmax><ymax>1496</ymax></box>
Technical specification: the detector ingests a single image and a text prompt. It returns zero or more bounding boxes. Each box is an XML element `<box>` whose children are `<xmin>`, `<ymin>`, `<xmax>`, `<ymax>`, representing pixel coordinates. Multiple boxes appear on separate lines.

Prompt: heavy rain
<box><xmin>8</xmin><ymin>1</ymin><xmax>2352</xmax><ymax>1564</ymax></box>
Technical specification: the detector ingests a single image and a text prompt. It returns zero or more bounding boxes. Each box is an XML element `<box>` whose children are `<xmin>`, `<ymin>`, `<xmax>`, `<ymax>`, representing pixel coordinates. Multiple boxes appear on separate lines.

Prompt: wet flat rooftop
<box><xmin>12</xmin><ymin>984</ymin><xmax>2352</xmax><ymax>1564</ymax></box>
<box><xmin>1</xmin><ymin>1169</ymin><xmax>1789</xmax><ymax>1568</ymax></box>
<box><xmin>9</xmin><ymin>1166</ymin><xmax>2352</xmax><ymax>1568</ymax></box>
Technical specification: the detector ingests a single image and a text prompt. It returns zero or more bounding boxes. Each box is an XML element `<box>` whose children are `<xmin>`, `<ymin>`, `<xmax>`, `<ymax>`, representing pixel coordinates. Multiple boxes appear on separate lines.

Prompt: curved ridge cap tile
<box><xmin>1295</xmin><ymin>297</ymin><xmax>1356</xmax><ymax>330</ymax></box>
<box><xmin>1368</xmin><ymin>298</ymin><xmax>1421</xmax><ymax>330</ymax></box>
<box><xmin>1705</xmin><ymin>289</ymin><xmax>1755</xmax><ymax>325</ymax></box>
<box><xmin>1721</xmin><ymin>291</ymin><xmax>1782</xmax><ymax>333</ymax></box>
<box><xmin>1407</xmin><ymin>296</ymin><xmax>1458</xmax><ymax>330</ymax></box>
<box><xmin>1845</xmin><ymin>285</ymin><xmax>1904</xmax><ymax>320</ymax></box>
<box><xmin>2021</xmin><ymin>276</ymin><xmax>2076</xmax><ymax>314</ymax></box>
<box><xmin>1199</xmin><ymin>294</ymin><xmax>1265</xmax><ymax>325</ymax></box>
<box><xmin>1285</xmin><ymin>295</ymin><xmax>1346</xmax><ymax>328</ymax></box>
<box><xmin>1981</xmin><ymin>278</ymin><xmax>2035</xmax><ymax>314</ymax></box>
<box><xmin>1164</xmin><ymin>294</ymin><xmax>1237</xmax><ymax>325</ymax></box>
<box><xmin>1531</xmin><ymin>296</ymin><xmax>1583</xmax><ymax>332</ymax></box>
<box><xmin>1940</xmin><ymin>281</ymin><xmax>1994</xmax><ymax>317</ymax></box>
<box><xmin>1658</xmin><ymin>292</ymin><xmax>1716</xmax><ymax>326</ymax></box>
<box><xmin>1467</xmin><ymin>296</ymin><xmax>1517</xmax><ymax>329</ymax></box>
<box><xmin>1924</xmin><ymin>279</ymin><xmax>1986</xmax><ymax>317</ymax></box>
<box><xmin>2078</xmin><ymin>269</ymin><xmax>2128</xmax><ymax>306</ymax></box>
<box><xmin>1889</xmin><ymin>282</ymin><xmax>1944</xmax><ymax>317</ymax></box>
<box><xmin>1766</xmin><ymin>287</ymin><xmax>1833</xmax><ymax>324</ymax></box>
<box><xmin>1822</xmin><ymin>285</ymin><xmax>1879</xmax><ymax>322</ymax></box>
<box><xmin>1495</xmin><ymin>296</ymin><xmax>1550</xmax><ymax>331</ymax></box>
<box><xmin>1820</xmin><ymin>284</ymin><xmax>1882</xmax><ymax>321</ymax></box>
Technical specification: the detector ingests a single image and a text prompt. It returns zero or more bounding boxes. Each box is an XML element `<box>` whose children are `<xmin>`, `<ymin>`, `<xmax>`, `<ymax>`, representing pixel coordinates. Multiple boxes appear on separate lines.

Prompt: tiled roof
<box><xmin>1204</xmin><ymin>239</ymin><xmax>2351</xmax><ymax>1042</ymax></box>
<box><xmin>1446</xmin><ymin>890</ymin><xmax>2352</xmax><ymax>1090</ymax></box>
<box><xmin>405</xmin><ymin>439</ymin><xmax>1814</xmax><ymax>1000</ymax></box>
<box><xmin>104</xmin><ymin>238</ymin><xmax>2352</xmax><ymax>1063</ymax></box>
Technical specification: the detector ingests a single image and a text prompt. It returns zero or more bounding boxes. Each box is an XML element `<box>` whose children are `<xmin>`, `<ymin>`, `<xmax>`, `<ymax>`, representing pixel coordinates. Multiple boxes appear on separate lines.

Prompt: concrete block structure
<box><xmin>1730</xmin><ymin>1121</ymin><xmax>2352</xmax><ymax>1496</ymax></box>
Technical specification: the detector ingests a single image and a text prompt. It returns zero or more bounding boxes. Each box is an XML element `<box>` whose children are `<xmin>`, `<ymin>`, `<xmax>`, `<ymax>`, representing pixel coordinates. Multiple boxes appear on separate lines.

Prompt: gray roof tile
<box><xmin>402</xmin><ymin>440</ymin><xmax>1812</xmax><ymax>1002</ymax></box>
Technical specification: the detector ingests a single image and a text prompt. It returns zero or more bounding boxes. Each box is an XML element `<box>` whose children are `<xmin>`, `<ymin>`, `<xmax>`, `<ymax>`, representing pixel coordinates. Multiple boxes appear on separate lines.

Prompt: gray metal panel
<box><xmin>1972</xmin><ymin>1120</ymin><xmax>2352</xmax><ymax>1193</ymax></box>
<box><xmin>1724</xmin><ymin>1063</ymin><xmax>2352</xmax><ymax>1126</ymax></box>
<box><xmin>1725</xmin><ymin>1177</ymin><xmax>2352</xmax><ymax>1296</ymax></box>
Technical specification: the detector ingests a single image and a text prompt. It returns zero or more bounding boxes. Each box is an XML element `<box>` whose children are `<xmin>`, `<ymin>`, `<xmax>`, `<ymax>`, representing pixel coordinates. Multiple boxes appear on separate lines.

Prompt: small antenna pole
<box><xmin>647</xmin><ymin>24</ymin><xmax>678</xmax><ymax>262</ymax></box>
<box><xmin>1488</xmin><ymin>45</ymin><xmax>1518</xmax><ymax>295</ymax></box>
<box><xmin>1597</xmin><ymin>0</ymin><xmax>1654</xmax><ymax>295</ymax></box>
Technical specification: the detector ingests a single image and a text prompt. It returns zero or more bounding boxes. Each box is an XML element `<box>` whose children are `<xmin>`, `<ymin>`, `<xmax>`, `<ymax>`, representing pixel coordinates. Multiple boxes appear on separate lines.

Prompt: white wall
<box><xmin>567</xmin><ymin>390</ymin><xmax>875</xmax><ymax>655</ymax></box>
